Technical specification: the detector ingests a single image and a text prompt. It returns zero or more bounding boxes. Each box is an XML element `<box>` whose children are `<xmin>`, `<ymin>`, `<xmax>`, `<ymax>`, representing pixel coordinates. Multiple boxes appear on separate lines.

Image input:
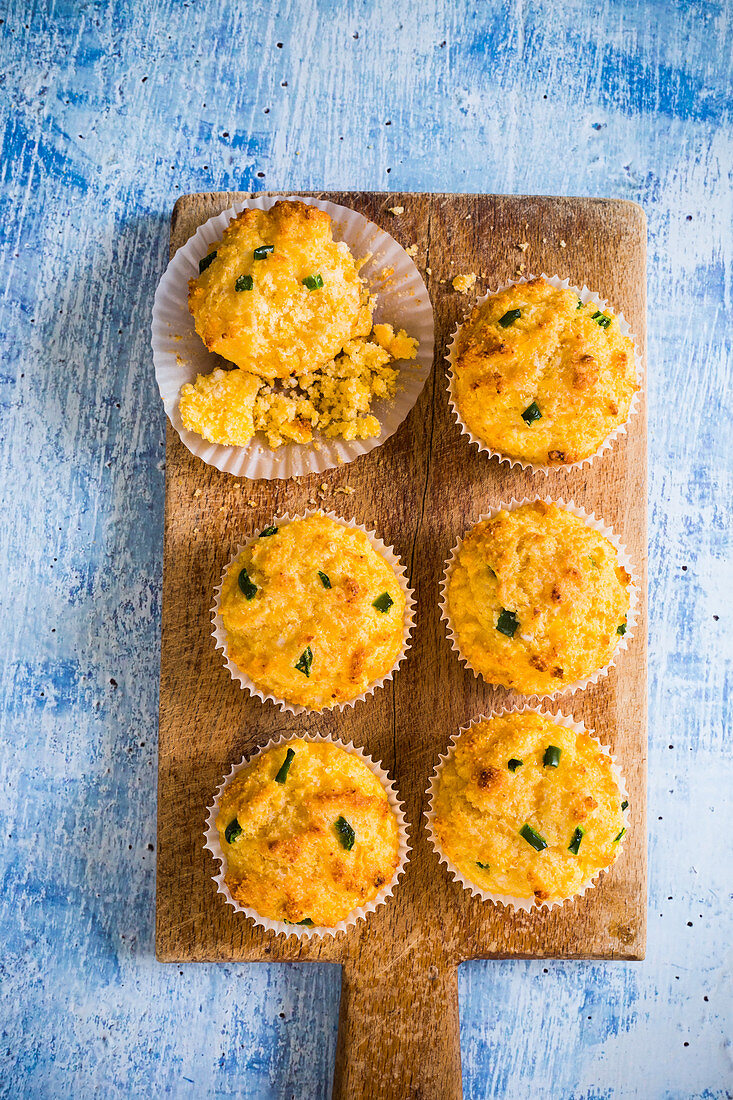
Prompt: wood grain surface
<box><xmin>156</xmin><ymin>191</ymin><xmax>647</xmax><ymax>1100</ymax></box>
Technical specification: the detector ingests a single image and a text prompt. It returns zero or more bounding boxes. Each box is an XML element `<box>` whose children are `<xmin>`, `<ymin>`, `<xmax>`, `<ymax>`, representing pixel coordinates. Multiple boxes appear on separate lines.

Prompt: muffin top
<box><xmin>446</xmin><ymin>501</ymin><xmax>631</xmax><ymax>695</ymax></box>
<box><xmin>219</xmin><ymin>514</ymin><xmax>407</xmax><ymax>709</ymax></box>
<box><xmin>188</xmin><ymin>201</ymin><xmax>373</xmax><ymax>379</ymax></box>
<box><xmin>452</xmin><ymin>278</ymin><xmax>638</xmax><ymax>466</ymax></box>
<box><xmin>431</xmin><ymin>712</ymin><xmax>627</xmax><ymax>904</ymax></box>
<box><xmin>216</xmin><ymin>739</ymin><xmax>400</xmax><ymax>926</ymax></box>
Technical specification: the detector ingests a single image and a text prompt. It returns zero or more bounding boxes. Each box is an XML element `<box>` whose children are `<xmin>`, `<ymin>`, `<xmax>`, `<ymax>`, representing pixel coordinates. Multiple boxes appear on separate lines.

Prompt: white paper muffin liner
<box><xmin>425</xmin><ymin>702</ymin><xmax>630</xmax><ymax>913</ymax></box>
<box><xmin>152</xmin><ymin>194</ymin><xmax>434</xmax><ymax>479</ymax></box>
<box><xmin>205</xmin><ymin>730</ymin><xmax>411</xmax><ymax>938</ymax></box>
<box><xmin>440</xmin><ymin>497</ymin><xmax>639</xmax><ymax>699</ymax></box>
<box><xmin>446</xmin><ymin>273</ymin><xmax>644</xmax><ymax>474</ymax></box>
<box><xmin>212</xmin><ymin>510</ymin><xmax>415</xmax><ymax>715</ymax></box>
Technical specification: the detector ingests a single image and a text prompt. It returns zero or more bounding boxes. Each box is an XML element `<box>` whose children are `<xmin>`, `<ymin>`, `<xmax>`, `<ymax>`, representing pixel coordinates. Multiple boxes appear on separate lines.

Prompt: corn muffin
<box><xmin>445</xmin><ymin>501</ymin><xmax>631</xmax><ymax>695</ymax></box>
<box><xmin>218</xmin><ymin>514</ymin><xmax>408</xmax><ymax>709</ymax></box>
<box><xmin>216</xmin><ymin>739</ymin><xmax>401</xmax><ymax>925</ymax></box>
<box><xmin>452</xmin><ymin>277</ymin><xmax>638</xmax><ymax>465</ymax></box>
<box><xmin>179</xmin><ymin>325</ymin><xmax>418</xmax><ymax>449</ymax></box>
<box><xmin>431</xmin><ymin>711</ymin><xmax>627</xmax><ymax>904</ymax></box>
<box><xmin>188</xmin><ymin>200</ymin><xmax>373</xmax><ymax>379</ymax></box>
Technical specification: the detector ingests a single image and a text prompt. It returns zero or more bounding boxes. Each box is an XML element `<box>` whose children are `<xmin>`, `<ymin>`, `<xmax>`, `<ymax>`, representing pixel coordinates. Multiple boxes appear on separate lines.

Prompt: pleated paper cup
<box><xmin>440</xmin><ymin>497</ymin><xmax>639</xmax><ymax>699</ymax></box>
<box><xmin>446</xmin><ymin>273</ymin><xmax>643</xmax><ymax>474</ymax></box>
<box><xmin>152</xmin><ymin>194</ymin><xmax>434</xmax><ymax>480</ymax></box>
<box><xmin>424</xmin><ymin>703</ymin><xmax>630</xmax><ymax>913</ymax></box>
<box><xmin>212</xmin><ymin>510</ymin><xmax>415</xmax><ymax>715</ymax></box>
<box><xmin>205</xmin><ymin>730</ymin><xmax>411</xmax><ymax>938</ymax></box>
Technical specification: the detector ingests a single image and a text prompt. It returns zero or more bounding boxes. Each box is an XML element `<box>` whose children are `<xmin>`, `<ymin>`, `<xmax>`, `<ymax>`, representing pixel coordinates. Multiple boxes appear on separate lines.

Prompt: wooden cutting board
<box><xmin>156</xmin><ymin>191</ymin><xmax>647</xmax><ymax>1100</ymax></box>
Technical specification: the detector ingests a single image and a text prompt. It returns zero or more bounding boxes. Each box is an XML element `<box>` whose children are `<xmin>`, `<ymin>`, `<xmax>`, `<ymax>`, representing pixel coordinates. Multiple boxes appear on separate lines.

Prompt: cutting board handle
<box><xmin>331</xmin><ymin>940</ymin><xmax>462</xmax><ymax>1099</ymax></box>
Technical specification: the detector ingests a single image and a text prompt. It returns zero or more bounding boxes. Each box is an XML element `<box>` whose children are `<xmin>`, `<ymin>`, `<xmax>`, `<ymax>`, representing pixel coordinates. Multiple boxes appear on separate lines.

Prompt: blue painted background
<box><xmin>1</xmin><ymin>0</ymin><xmax>731</xmax><ymax>1096</ymax></box>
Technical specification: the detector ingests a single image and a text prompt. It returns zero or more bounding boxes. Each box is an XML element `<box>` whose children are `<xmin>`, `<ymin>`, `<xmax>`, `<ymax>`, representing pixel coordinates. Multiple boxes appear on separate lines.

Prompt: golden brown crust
<box><xmin>188</xmin><ymin>200</ymin><xmax>373</xmax><ymax>379</ymax></box>
<box><xmin>446</xmin><ymin>502</ymin><xmax>631</xmax><ymax>695</ymax></box>
<box><xmin>453</xmin><ymin>278</ymin><xmax>638</xmax><ymax>465</ymax></box>
<box><xmin>432</xmin><ymin>712</ymin><xmax>626</xmax><ymax>903</ymax></box>
<box><xmin>216</xmin><ymin>740</ymin><xmax>400</xmax><ymax>925</ymax></box>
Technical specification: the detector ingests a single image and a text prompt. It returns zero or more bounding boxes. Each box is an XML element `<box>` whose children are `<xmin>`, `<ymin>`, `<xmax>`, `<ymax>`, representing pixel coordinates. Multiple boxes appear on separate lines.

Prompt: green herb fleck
<box><xmin>275</xmin><ymin>747</ymin><xmax>295</xmax><ymax>784</ymax></box>
<box><xmin>521</xmin><ymin>401</ymin><xmax>542</xmax><ymax>425</ymax></box>
<box><xmin>253</xmin><ymin>245</ymin><xmax>274</xmax><ymax>259</ymax></box>
<box><xmin>576</xmin><ymin>298</ymin><xmax>583</xmax><ymax>309</ymax></box>
<box><xmin>543</xmin><ymin>745</ymin><xmax>562</xmax><ymax>768</ymax></box>
<box><xmin>476</xmin><ymin>861</ymin><xmax>490</xmax><ymax>870</ymax></box>
<box><xmin>617</xmin><ymin>622</ymin><xmax>627</xmax><ymax>635</ymax></box>
<box><xmin>487</xmin><ymin>565</ymin><xmax>496</xmax><ymax>579</ymax></box>
<box><xmin>260</xmin><ymin>525</ymin><xmax>278</xmax><ymax>537</ymax></box>
<box><xmin>235</xmin><ymin>274</ymin><xmax>254</xmax><ymax>292</ymax></box>
<box><xmin>519</xmin><ymin>823</ymin><xmax>548</xmax><ymax>852</ymax></box>
<box><xmin>589</xmin><ymin>555</ymin><xmax>599</xmax><ymax>568</ymax></box>
<box><xmin>496</xmin><ymin>609</ymin><xmax>519</xmax><ymax>637</ymax></box>
<box><xmin>498</xmin><ymin>308</ymin><xmax>521</xmax><ymax>327</ymax></box>
<box><xmin>507</xmin><ymin>758</ymin><xmax>523</xmax><ymax>773</ymax></box>
<box><xmin>294</xmin><ymin>646</ymin><xmax>313</xmax><ymax>677</ymax></box>
<box><xmin>614</xmin><ymin>827</ymin><xmax>626</xmax><ymax>843</ymax></box>
<box><xmin>284</xmin><ymin>917</ymin><xmax>314</xmax><ymax>925</ymax></box>
<box><xmin>238</xmin><ymin>568</ymin><xmax>258</xmax><ymax>600</ymax></box>
<box><xmin>373</xmin><ymin>592</ymin><xmax>394</xmax><ymax>613</ymax></box>
<box><xmin>225</xmin><ymin>817</ymin><xmax>242</xmax><ymax>844</ymax></box>
<box><xmin>303</xmin><ymin>273</ymin><xmax>324</xmax><ymax>290</ymax></box>
<box><xmin>621</xmin><ymin>800</ymin><xmax>629</xmax><ymax>811</ymax></box>
<box><xmin>592</xmin><ymin>310</ymin><xmax>612</xmax><ymax>329</ymax></box>
<box><xmin>317</xmin><ymin>570</ymin><xmax>332</xmax><ymax>589</ymax></box>
<box><xmin>198</xmin><ymin>251</ymin><xmax>217</xmax><ymax>273</ymax></box>
<box><xmin>568</xmin><ymin>826</ymin><xmax>585</xmax><ymax>855</ymax></box>
<box><xmin>335</xmin><ymin>816</ymin><xmax>355</xmax><ymax>851</ymax></box>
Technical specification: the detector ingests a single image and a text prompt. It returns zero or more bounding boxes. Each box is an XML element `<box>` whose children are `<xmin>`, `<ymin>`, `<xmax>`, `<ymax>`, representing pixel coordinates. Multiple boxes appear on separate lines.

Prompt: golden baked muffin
<box><xmin>216</xmin><ymin>739</ymin><xmax>401</xmax><ymax>925</ymax></box>
<box><xmin>188</xmin><ymin>200</ymin><xmax>373</xmax><ymax>379</ymax></box>
<box><xmin>178</xmin><ymin>324</ymin><xmax>417</xmax><ymax>449</ymax></box>
<box><xmin>219</xmin><ymin>514</ymin><xmax>407</xmax><ymax>709</ymax></box>
<box><xmin>446</xmin><ymin>501</ymin><xmax>631</xmax><ymax>695</ymax></box>
<box><xmin>452</xmin><ymin>277</ymin><xmax>638</xmax><ymax>465</ymax></box>
<box><xmin>431</xmin><ymin>711</ymin><xmax>627</xmax><ymax>905</ymax></box>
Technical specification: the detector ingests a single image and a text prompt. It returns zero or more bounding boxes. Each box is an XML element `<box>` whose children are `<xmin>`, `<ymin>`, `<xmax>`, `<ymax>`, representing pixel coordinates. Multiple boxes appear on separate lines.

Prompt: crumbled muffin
<box><xmin>179</xmin><ymin>325</ymin><xmax>417</xmax><ymax>449</ymax></box>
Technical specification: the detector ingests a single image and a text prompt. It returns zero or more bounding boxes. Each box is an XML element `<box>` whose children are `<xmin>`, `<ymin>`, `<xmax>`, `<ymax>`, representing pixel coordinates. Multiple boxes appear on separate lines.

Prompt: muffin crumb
<box><xmin>452</xmin><ymin>273</ymin><xmax>477</xmax><ymax>294</ymax></box>
<box><xmin>387</xmin><ymin>205</ymin><xmax>405</xmax><ymax>215</ymax></box>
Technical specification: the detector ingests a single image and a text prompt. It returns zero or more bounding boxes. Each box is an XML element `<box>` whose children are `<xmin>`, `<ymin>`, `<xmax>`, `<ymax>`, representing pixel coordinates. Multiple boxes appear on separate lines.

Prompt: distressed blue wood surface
<box><xmin>1</xmin><ymin>0</ymin><xmax>731</xmax><ymax>1097</ymax></box>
